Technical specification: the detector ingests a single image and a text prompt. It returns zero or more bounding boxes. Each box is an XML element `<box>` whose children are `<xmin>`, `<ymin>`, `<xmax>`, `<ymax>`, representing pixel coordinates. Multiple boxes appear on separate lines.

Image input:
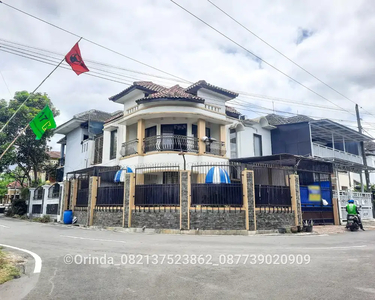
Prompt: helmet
<box><xmin>348</xmin><ymin>199</ymin><xmax>355</xmax><ymax>203</ymax></box>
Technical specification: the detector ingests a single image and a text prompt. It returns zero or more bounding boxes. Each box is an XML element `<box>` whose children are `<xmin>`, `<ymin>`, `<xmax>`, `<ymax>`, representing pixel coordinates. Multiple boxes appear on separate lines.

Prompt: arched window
<box><xmin>48</xmin><ymin>183</ymin><xmax>60</xmax><ymax>199</ymax></box>
<box><xmin>34</xmin><ymin>186</ymin><xmax>44</xmax><ymax>200</ymax></box>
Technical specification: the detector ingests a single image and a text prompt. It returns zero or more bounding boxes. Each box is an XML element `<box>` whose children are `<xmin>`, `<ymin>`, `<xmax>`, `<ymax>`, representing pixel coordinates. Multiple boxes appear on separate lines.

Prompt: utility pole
<box><xmin>355</xmin><ymin>104</ymin><xmax>370</xmax><ymax>190</ymax></box>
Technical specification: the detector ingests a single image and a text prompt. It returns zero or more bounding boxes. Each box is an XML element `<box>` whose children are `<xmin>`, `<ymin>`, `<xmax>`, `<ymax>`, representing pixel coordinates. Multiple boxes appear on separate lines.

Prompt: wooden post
<box><xmin>128</xmin><ymin>175</ymin><xmax>135</xmax><ymax>228</ymax></box>
<box><xmin>289</xmin><ymin>174</ymin><xmax>302</xmax><ymax>227</ymax></box>
<box><xmin>71</xmin><ymin>179</ymin><xmax>78</xmax><ymax>212</ymax></box>
<box><xmin>89</xmin><ymin>177</ymin><xmax>98</xmax><ymax>226</ymax></box>
<box><xmin>332</xmin><ymin>197</ymin><xmax>340</xmax><ymax>225</ymax></box>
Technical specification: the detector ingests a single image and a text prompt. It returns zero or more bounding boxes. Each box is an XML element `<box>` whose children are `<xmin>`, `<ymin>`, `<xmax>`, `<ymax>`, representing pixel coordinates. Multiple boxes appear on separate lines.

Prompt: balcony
<box><xmin>121</xmin><ymin>139</ymin><xmax>138</xmax><ymax>157</ymax></box>
<box><xmin>143</xmin><ymin>135</ymin><xmax>199</xmax><ymax>154</ymax></box>
<box><xmin>313</xmin><ymin>143</ymin><xmax>363</xmax><ymax>165</ymax></box>
<box><xmin>205</xmin><ymin>141</ymin><xmax>226</xmax><ymax>156</ymax></box>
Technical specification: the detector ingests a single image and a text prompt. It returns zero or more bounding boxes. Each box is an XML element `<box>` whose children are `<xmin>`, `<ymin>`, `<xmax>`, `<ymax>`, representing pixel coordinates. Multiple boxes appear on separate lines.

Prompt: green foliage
<box><xmin>0</xmin><ymin>173</ymin><xmax>15</xmax><ymax>201</ymax></box>
<box><xmin>0</xmin><ymin>91</ymin><xmax>59</xmax><ymax>182</ymax></box>
<box><xmin>32</xmin><ymin>215</ymin><xmax>50</xmax><ymax>223</ymax></box>
<box><xmin>0</xmin><ymin>249</ymin><xmax>21</xmax><ymax>284</ymax></box>
<box><xmin>11</xmin><ymin>199</ymin><xmax>27</xmax><ymax>216</ymax></box>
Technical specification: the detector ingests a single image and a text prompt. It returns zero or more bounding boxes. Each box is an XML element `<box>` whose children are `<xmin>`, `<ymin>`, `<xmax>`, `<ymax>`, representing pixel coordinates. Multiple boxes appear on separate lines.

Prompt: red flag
<box><xmin>65</xmin><ymin>42</ymin><xmax>89</xmax><ymax>75</ymax></box>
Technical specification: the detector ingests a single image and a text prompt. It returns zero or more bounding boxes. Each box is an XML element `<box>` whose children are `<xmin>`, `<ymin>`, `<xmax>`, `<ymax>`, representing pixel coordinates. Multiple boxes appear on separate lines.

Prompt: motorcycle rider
<box><xmin>346</xmin><ymin>199</ymin><xmax>365</xmax><ymax>231</ymax></box>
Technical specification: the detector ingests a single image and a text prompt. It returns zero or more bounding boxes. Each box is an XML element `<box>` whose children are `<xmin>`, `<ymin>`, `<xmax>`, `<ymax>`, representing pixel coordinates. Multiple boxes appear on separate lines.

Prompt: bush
<box><xmin>20</xmin><ymin>215</ymin><xmax>28</xmax><ymax>220</ymax></box>
<box><xmin>32</xmin><ymin>217</ymin><xmax>42</xmax><ymax>222</ymax></box>
<box><xmin>40</xmin><ymin>215</ymin><xmax>51</xmax><ymax>223</ymax></box>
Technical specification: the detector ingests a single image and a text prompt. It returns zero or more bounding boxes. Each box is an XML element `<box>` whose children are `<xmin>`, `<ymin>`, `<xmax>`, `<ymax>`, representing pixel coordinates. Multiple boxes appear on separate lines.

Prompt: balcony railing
<box><xmin>205</xmin><ymin>141</ymin><xmax>226</xmax><ymax>156</ymax></box>
<box><xmin>143</xmin><ymin>135</ymin><xmax>199</xmax><ymax>153</ymax></box>
<box><xmin>121</xmin><ymin>139</ymin><xmax>138</xmax><ymax>157</ymax></box>
<box><xmin>313</xmin><ymin>143</ymin><xmax>363</xmax><ymax>164</ymax></box>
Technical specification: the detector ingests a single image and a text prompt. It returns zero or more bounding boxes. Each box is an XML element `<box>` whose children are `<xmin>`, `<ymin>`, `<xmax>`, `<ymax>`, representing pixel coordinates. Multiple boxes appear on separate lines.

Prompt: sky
<box><xmin>1</xmin><ymin>0</ymin><xmax>375</xmax><ymax>150</ymax></box>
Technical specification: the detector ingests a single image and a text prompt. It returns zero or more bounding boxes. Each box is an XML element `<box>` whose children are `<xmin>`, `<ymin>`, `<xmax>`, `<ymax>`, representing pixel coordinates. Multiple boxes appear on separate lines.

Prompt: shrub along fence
<box><xmin>65</xmin><ymin>163</ymin><xmax>303</xmax><ymax>231</ymax></box>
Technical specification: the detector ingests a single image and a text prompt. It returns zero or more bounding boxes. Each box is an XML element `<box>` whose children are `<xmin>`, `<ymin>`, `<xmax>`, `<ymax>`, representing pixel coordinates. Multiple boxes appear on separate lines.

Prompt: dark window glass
<box><xmin>254</xmin><ymin>134</ymin><xmax>263</xmax><ymax>156</ymax></box>
<box><xmin>110</xmin><ymin>130</ymin><xmax>117</xmax><ymax>160</ymax></box>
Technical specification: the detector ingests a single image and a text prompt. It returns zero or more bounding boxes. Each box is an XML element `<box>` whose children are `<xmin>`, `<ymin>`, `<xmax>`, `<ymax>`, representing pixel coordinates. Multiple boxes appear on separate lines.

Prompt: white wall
<box><xmin>64</xmin><ymin>127</ymin><xmax>95</xmax><ymax>177</ymax></box>
<box><xmin>197</xmin><ymin>89</ymin><xmax>228</xmax><ymax>112</ymax></box>
<box><xmin>228</xmin><ymin>123</ymin><xmax>272</xmax><ymax>159</ymax></box>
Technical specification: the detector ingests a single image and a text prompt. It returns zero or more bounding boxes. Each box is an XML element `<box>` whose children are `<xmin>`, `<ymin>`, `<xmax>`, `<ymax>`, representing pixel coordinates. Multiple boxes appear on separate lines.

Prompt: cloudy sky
<box><xmin>1</xmin><ymin>0</ymin><xmax>375</xmax><ymax>150</ymax></box>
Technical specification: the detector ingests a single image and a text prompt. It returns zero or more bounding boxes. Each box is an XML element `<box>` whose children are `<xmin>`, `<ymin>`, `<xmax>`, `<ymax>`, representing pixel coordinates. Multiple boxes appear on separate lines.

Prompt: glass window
<box><xmin>230</xmin><ymin>128</ymin><xmax>237</xmax><ymax>158</ymax></box>
<box><xmin>110</xmin><ymin>130</ymin><xmax>117</xmax><ymax>160</ymax></box>
<box><xmin>254</xmin><ymin>134</ymin><xmax>263</xmax><ymax>156</ymax></box>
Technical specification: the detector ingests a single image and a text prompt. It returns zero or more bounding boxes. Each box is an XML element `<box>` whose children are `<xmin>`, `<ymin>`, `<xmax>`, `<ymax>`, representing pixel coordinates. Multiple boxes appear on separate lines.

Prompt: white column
<box><xmin>42</xmin><ymin>185</ymin><xmax>50</xmax><ymax>216</ymax></box>
<box><xmin>58</xmin><ymin>182</ymin><xmax>65</xmax><ymax>222</ymax></box>
<box><xmin>28</xmin><ymin>188</ymin><xmax>36</xmax><ymax>217</ymax></box>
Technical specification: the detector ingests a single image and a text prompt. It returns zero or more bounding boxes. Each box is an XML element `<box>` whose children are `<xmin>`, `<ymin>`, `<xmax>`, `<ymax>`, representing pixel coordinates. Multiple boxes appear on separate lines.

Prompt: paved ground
<box><xmin>1</xmin><ymin>215</ymin><xmax>375</xmax><ymax>300</ymax></box>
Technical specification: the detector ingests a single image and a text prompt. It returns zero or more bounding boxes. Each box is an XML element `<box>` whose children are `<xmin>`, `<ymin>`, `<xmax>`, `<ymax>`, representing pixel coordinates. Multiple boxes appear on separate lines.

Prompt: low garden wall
<box><xmin>256</xmin><ymin>210</ymin><xmax>295</xmax><ymax>230</ymax></box>
<box><xmin>190</xmin><ymin>209</ymin><xmax>246</xmax><ymax>230</ymax></box>
<box><xmin>93</xmin><ymin>207</ymin><xmax>124</xmax><ymax>227</ymax></box>
<box><xmin>131</xmin><ymin>208</ymin><xmax>180</xmax><ymax>229</ymax></box>
<box><xmin>74</xmin><ymin>207</ymin><xmax>88</xmax><ymax>226</ymax></box>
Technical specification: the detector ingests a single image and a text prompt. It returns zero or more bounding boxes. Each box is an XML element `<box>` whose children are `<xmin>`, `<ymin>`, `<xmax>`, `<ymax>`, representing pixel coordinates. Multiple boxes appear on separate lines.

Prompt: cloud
<box><xmin>0</xmin><ymin>0</ymin><xmax>375</xmax><ymax>150</ymax></box>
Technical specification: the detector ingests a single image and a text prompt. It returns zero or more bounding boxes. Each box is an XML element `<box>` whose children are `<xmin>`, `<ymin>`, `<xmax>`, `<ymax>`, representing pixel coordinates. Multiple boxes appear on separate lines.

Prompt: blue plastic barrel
<box><xmin>63</xmin><ymin>210</ymin><xmax>73</xmax><ymax>224</ymax></box>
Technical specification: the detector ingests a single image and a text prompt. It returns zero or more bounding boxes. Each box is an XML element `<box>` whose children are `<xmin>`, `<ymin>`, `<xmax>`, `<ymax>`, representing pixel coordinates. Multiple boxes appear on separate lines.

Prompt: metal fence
<box><xmin>135</xmin><ymin>164</ymin><xmax>180</xmax><ymax>206</ymax></box>
<box><xmin>48</xmin><ymin>183</ymin><xmax>60</xmax><ymax>199</ymax></box>
<box><xmin>97</xmin><ymin>186</ymin><xmax>124</xmax><ymax>206</ymax></box>
<box><xmin>143</xmin><ymin>135</ymin><xmax>199</xmax><ymax>153</ymax></box>
<box><xmin>255</xmin><ymin>185</ymin><xmax>291</xmax><ymax>207</ymax></box>
<box><xmin>121</xmin><ymin>139</ymin><xmax>138</xmax><ymax>157</ymax></box>
<box><xmin>76</xmin><ymin>175</ymin><xmax>89</xmax><ymax>207</ymax></box>
<box><xmin>98</xmin><ymin>166</ymin><xmax>121</xmax><ymax>187</ymax></box>
<box><xmin>34</xmin><ymin>186</ymin><xmax>44</xmax><ymax>200</ymax></box>
<box><xmin>191</xmin><ymin>163</ymin><xmax>242</xmax><ymax>207</ymax></box>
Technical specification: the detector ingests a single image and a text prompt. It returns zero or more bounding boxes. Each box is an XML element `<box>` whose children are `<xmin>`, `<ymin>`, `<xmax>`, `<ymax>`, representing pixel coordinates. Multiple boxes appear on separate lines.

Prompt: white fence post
<box><xmin>28</xmin><ymin>188</ymin><xmax>36</xmax><ymax>217</ymax></box>
<box><xmin>42</xmin><ymin>185</ymin><xmax>50</xmax><ymax>216</ymax></box>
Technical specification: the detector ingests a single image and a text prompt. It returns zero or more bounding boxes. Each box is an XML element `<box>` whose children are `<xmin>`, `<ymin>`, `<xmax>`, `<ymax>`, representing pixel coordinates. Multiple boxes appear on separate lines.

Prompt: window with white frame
<box><xmin>254</xmin><ymin>134</ymin><xmax>263</xmax><ymax>156</ymax></box>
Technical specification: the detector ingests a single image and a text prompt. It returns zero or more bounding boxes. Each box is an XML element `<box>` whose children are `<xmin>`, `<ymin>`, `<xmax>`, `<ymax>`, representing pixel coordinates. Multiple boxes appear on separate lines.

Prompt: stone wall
<box><xmin>131</xmin><ymin>209</ymin><xmax>180</xmax><ymax>229</ymax></box>
<box><xmin>190</xmin><ymin>210</ymin><xmax>246</xmax><ymax>230</ymax></box>
<box><xmin>256</xmin><ymin>211</ymin><xmax>295</xmax><ymax>230</ymax></box>
<box><xmin>74</xmin><ymin>208</ymin><xmax>88</xmax><ymax>226</ymax></box>
<box><xmin>93</xmin><ymin>208</ymin><xmax>123</xmax><ymax>227</ymax></box>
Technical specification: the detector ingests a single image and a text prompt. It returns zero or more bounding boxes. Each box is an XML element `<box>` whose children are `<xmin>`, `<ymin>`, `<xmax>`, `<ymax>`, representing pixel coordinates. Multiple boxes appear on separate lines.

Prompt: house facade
<box><xmin>54</xmin><ymin>110</ymin><xmax>119</xmax><ymax>179</ymax></box>
<box><xmin>99</xmin><ymin>80</ymin><xmax>273</xmax><ymax>171</ymax></box>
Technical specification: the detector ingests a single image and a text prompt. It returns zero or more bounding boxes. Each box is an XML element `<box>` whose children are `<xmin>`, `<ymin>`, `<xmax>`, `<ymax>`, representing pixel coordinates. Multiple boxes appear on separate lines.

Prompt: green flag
<box><xmin>29</xmin><ymin>105</ymin><xmax>56</xmax><ymax>140</ymax></box>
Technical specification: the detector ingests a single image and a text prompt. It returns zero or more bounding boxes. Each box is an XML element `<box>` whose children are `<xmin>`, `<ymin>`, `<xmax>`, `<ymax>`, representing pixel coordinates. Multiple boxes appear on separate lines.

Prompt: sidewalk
<box><xmin>313</xmin><ymin>219</ymin><xmax>375</xmax><ymax>235</ymax></box>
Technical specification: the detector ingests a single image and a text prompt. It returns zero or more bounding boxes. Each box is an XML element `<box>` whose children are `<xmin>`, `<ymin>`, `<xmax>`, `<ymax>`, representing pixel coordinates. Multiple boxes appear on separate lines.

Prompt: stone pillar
<box><xmin>242</xmin><ymin>170</ymin><xmax>256</xmax><ymax>231</ymax></box>
<box><xmin>289</xmin><ymin>174</ymin><xmax>303</xmax><ymax>227</ymax></box>
<box><xmin>180</xmin><ymin>171</ymin><xmax>190</xmax><ymax>230</ymax></box>
<box><xmin>197</xmin><ymin>119</ymin><xmax>206</xmax><ymax>155</ymax></box>
<box><xmin>42</xmin><ymin>185</ymin><xmax>50</xmax><ymax>216</ymax></box>
<box><xmin>28</xmin><ymin>188</ymin><xmax>36</xmax><ymax>217</ymax></box>
<box><xmin>137</xmin><ymin>119</ymin><xmax>145</xmax><ymax>155</ymax></box>
<box><xmin>88</xmin><ymin>177</ymin><xmax>98</xmax><ymax>226</ymax></box>
<box><xmin>70</xmin><ymin>179</ymin><xmax>78</xmax><ymax>211</ymax></box>
<box><xmin>127</xmin><ymin>174</ymin><xmax>135</xmax><ymax>228</ymax></box>
<box><xmin>123</xmin><ymin>173</ymin><xmax>132</xmax><ymax>227</ymax></box>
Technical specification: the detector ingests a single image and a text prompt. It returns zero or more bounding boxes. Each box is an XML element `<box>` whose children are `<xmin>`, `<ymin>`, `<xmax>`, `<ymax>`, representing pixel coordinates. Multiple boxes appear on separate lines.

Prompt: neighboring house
<box><xmin>99</xmin><ymin>80</ymin><xmax>274</xmax><ymax>169</ymax></box>
<box><xmin>3</xmin><ymin>181</ymin><xmax>27</xmax><ymax>204</ymax></box>
<box><xmin>28</xmin><ymin>151</ymin><xmax>61</xmax><ymax>184</ymax></box>
<box><xmin>54</xmin><ymin>110</ymin><xmax>121</xmax><ymax>179</ymax></box>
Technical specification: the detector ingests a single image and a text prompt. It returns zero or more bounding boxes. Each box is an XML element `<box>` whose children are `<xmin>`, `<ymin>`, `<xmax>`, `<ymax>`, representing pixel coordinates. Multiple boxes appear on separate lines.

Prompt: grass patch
<box><xmin>0</xmin><ymin>250</ymin><xmax>21</xmax><ymax>284</ymax></box>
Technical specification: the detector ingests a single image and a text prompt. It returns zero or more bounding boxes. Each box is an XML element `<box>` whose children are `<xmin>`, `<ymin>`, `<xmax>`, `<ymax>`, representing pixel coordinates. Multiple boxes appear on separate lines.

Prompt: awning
<box><xmin>205</xmin><ymin>167</ymin><xmax>231</xmax><ymax>184</ymax></box>
<box><xmin>114</xmin><ymin>167</ymin><xmax>133</xmax><ymax>183</ymax></box>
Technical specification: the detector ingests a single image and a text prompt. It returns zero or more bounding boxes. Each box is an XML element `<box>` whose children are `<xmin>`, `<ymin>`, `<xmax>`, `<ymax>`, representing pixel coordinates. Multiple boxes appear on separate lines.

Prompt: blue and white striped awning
<box><xmin>205</xmin><ymin>167</ymin><xmax>231</xmax><ymax>184</ymax></box>
<box><xmin>114</xmin><ymin>167</ymin><xmax>133</xmax><ymax>183</ymax></box>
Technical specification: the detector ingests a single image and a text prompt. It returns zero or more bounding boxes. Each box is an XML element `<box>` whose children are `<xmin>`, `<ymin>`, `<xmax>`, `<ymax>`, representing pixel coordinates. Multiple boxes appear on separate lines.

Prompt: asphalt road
<box><xmin>1</xmin><ymin>214</ymin><xmax>375</xmax><ymax>300</ymax></box>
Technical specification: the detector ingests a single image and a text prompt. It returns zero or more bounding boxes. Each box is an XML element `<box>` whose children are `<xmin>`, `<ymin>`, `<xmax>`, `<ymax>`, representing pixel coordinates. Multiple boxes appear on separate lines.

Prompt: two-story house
<box><xmin>54</xmin><ymin>109</ymin><xmax>120</xmax><ymax>179</ymax></box>
<box><xmin>99</xmin><ymin>80</ymin><xmax>274</xmax><ymax>172</ymax></box>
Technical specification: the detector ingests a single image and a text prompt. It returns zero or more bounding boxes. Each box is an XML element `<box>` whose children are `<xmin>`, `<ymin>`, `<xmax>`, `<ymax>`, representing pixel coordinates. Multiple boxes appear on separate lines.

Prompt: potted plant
<box><xmin>304</xmin><ymin>219</ymin><xmax>314</xmax><ymax>232</ymax></box>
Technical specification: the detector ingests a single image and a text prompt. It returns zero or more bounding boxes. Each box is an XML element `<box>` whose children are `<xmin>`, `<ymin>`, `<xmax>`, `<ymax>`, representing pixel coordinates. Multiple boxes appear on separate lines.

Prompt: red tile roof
<box><xmin>7</xmin><ymin>181</ymin><xmax>27</xmax><ymax>189</ymax></box>
<box><xmin>46</xmin><ymin>151</ymin><xmax>61</xmax><ymax>159</ymax></box>
<box><xmin>109</xmin><ymin>81</ymin><xmax>167</xmax><ymax>101</ymax></box>
<box><xmin>185</xmin><ymin>80</ymin><xmax>239</xmax><ymax>98</ymax></box>
<box><xmin>136</xmin><ymin>85</ymin><xmax>205</xmax><ymax>104</ymax></box>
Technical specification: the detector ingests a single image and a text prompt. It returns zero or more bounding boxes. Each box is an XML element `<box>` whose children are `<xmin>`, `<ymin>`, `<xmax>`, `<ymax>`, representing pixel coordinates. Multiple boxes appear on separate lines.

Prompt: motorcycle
<box><xmin>346</xmin><ymin>214</ymin><xmax>360</xmax><ymax>231</ymax></box>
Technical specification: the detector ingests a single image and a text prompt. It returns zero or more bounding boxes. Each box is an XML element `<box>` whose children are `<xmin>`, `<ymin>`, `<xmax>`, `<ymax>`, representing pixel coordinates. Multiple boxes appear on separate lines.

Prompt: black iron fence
<box><xmin>255</xmin><ymin>185</ymin><xmax>292</xmax><ymax>207</ymax></box>
<box><xmin>135</xmin><ymin>164</ymin><xmax>180</xmax><ymax>206</ymax></box>
<box><xmin>143</xmin><ymin>135</ymin><xmax>199</xmax><ymax>153</ymax></box>
<box><xmin>121</xmin><ymin>139</ymin><xmax>138</xmax><ymax>157</ymax></box>
<box><xmin>135</xmin><ymin>184</ymin><xmax>179</xmax><ymax>206</ymax></box>
<box><xmin>32</xmin><ymin>204</ymin><xmax>42</xmax><ymax>214</ymax></box>
<box><xmin>191</xmin><ymin>183</ymin><xmax>243</xmax><ymax>207</ymax></box>
<box><xmin>191</xmin><ymin>163</ymin><xmax>242</xmax><ymax>207</ymax></box>
<box><xmin>98</xmin><ymin>166</ymin><xmax>121</xmax><ymax>187</ymax></box>
<box><xmin>93</xmin><ymin>135</ymin><xmax>103</xmax><ymax>165</ymax></box>
<box><xmin>76</xmin><ymin>188</ymin><xmax>89</xmax><ymax>207</ymax></box>
<box><xmin>97</xmin><ymin>186</ymin><xmax>124</xmax><ymax>206</ymax></box>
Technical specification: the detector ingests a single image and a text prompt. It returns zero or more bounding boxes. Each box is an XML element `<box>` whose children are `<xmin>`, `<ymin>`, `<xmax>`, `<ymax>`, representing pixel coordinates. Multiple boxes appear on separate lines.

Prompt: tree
<box><xmin>0</xmin><ymin>173</ymin><xmax>15</xmax><ymax>203</ymax></box>
<box><xmin>0</xmin><ymin>91</ymin><xmax>59</xmax><ymax>185</ymax></box>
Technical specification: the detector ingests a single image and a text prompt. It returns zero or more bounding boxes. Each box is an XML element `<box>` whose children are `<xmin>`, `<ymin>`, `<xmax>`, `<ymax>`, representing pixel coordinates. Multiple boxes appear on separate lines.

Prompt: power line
<box><xmin>206</xmin><ymin>0</ymin><xmax>375</xmax><ymax>120</ymax></box>
<box><xmin>0</xmin><ymin>1</ymin><xmax>190</xmax><ymax>84</ymax></box>
<box><xmin>169</xmin><ymin>1</ymin><xmax>363</xmax><ymax>120</ymax></box>
<box><xmin>4</xmin><ymin>43</ymin><xmax>375</xmax><ymax>133</ymax></box>
<box><xmin>0</xmin><ymin>68</ymin><xmax>12</xmax><ymax>97</ymax></box>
